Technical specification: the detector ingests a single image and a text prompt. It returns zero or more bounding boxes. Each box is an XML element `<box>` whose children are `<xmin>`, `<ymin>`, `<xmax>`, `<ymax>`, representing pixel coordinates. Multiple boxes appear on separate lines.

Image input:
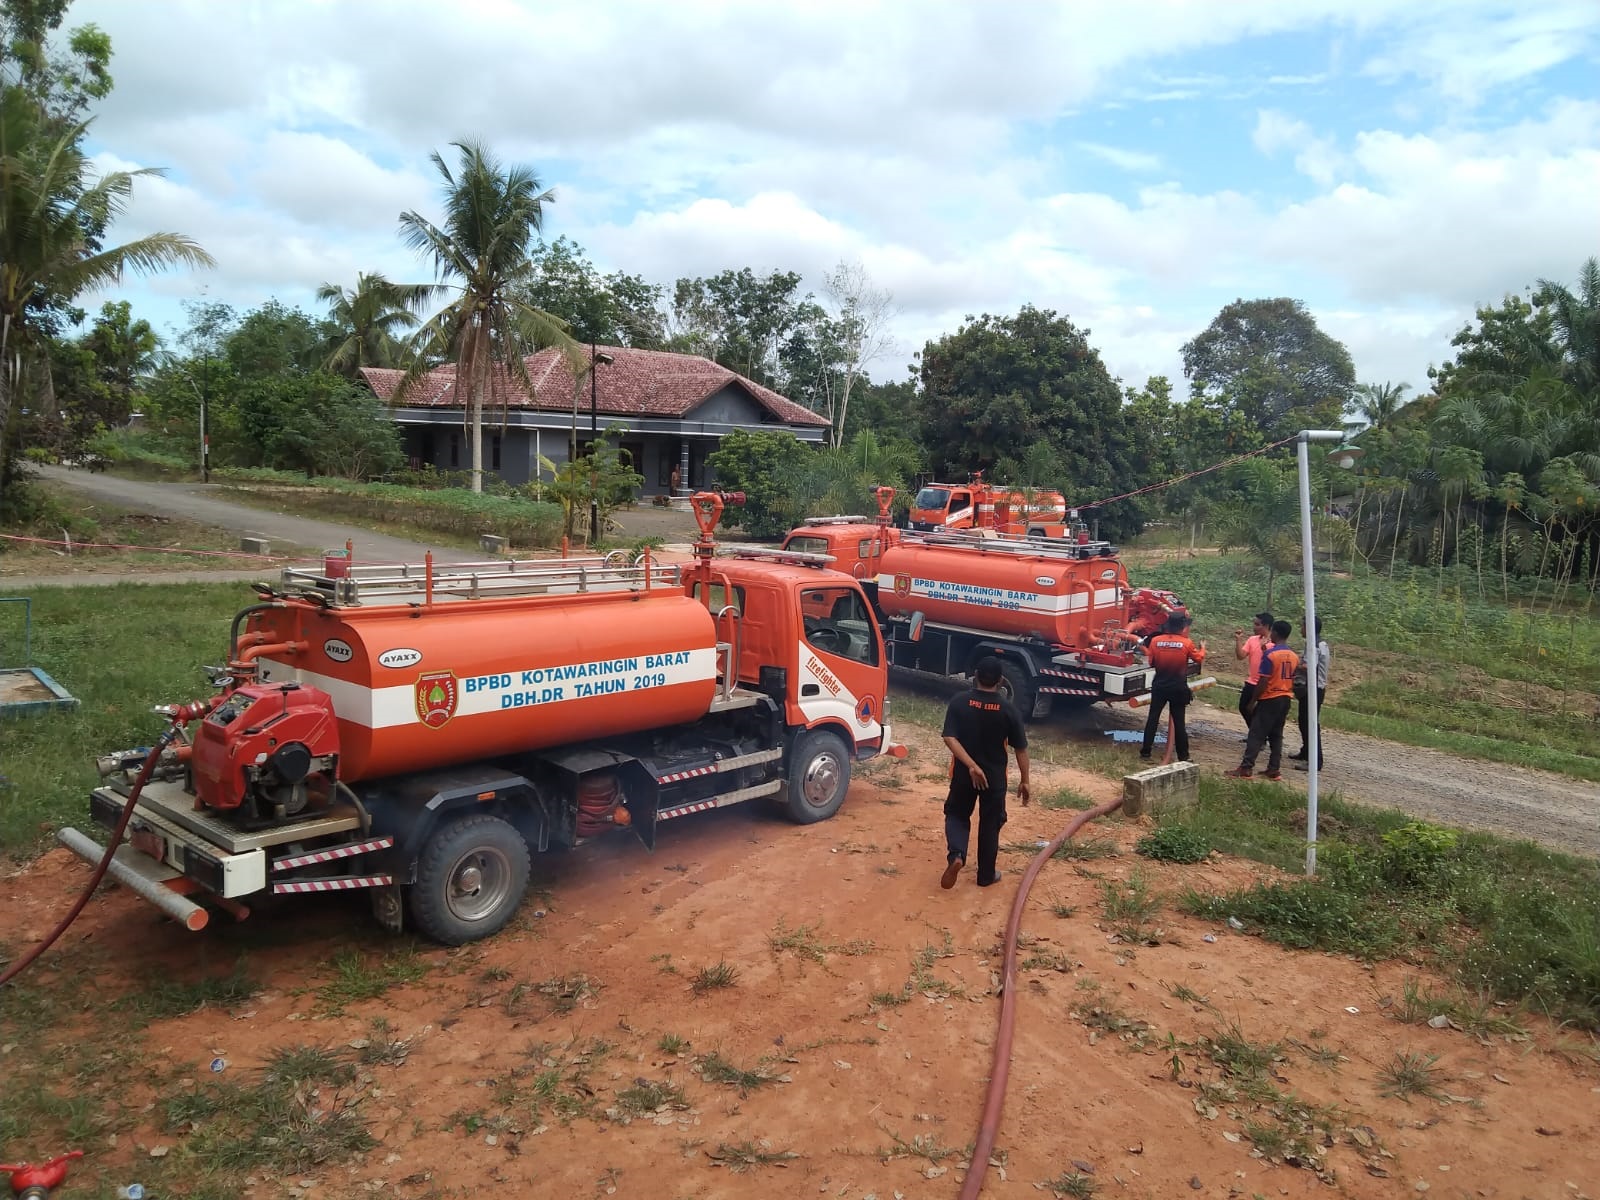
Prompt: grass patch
<box><xmin>1382</xmin><ymin>976</ymin><xmax>1528</xmax><ymax>1038</ymax></box>
<box><xmin>1167</xmin><ymin>774</ymin><xmax>1600</xmax><ymax>1026</ymax></box>
<box><xmin>1043</xmin><ymin>1171</ymin><xmax>1099</xmax><ymax>1198</ymax></box>
<box><xmin>875</xmin><ymin>1126</ymin><xmax>963</xmax><ymax>1163</ymax></box>
<box><xmin>1040</xmin><ymin>785</ymin><xmax>1097</xmax><ymax>810</ymax></box>
<box><xmin>767</xmin><ymin>918</ymin><xmax>874</xmax><ymax>964</ymax></box>
<box><xmin>163</xmin><ymin>1044</ymin><xmax>374</xmax><ymax>1175</ymax></box>
<box><xmin>0</xmin><ymin>582</ymin><xmax>249</xmax><ymax>858</ymax></box>
<box><xmin>657</xmin><ymin>1032</ymin><xmax>690</xmax><ymax>1055</ymax></box>
<box><xmin>316</xmin><ymin>947</ymin><xmax>429</xmax><ymax>1014</ymax></box>
<box><xmin>616</xmin><ymin>1077</ymin><xmax>688</xmax><ymax>1116</ymax></box>
<box><xmin>1101</xmin><ymin>869</ymin><xmax>1165</xmax><ymax>944</ymax></box>
<box><xmin>114</xmin><ymin>959</ymin><xmax>260</xmax><ymax>1023</ymax></box>
<box><xmin>536</xmin><ymin>972</ymin><xmax>603</xmax><ymax>1013</ymax></box>
<box><xmin>1136</xmin><ymin>824</ymin><xmax>1211</xmax><ymax>864</ymax></box>
<box><xmin>1052</xmin><ymin>836</ymin><xmax>1119</xmax><ymax>862</ymax></box>
<box><xmin>691</xmin><ymin>960</ymin><xmax>739</xmax><ymax>993</ymax></box>
<box><xmin>696</xmin><ymin>1051</ymin><xmax>773</xmax><ymax>1095</ymax></box>
<box><xmin>1376</xmin><ymin>1050</ymin><xmax>1446</xmax><ymax>1102</ymax></box>
<box><xmin>707</xmin><ymin>1140</ymin><xmax>799</xmax><ymax>1172</ymax></box>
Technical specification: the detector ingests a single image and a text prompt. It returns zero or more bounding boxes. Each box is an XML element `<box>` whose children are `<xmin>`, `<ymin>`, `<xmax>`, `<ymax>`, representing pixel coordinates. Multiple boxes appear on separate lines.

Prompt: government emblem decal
<box><xmin>415</xmin><ymin>671</ymin><xmax>458</xmax><ymax>728</ymax></box>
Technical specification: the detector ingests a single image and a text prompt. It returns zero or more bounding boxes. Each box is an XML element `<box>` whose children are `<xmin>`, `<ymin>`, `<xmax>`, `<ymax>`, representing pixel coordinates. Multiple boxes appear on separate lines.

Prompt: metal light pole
<box><xmin>199</xmin><ymin>349</ymin><xmax>210</xmax><ymax>483</ymax></box>
<box><xmin>1296</xmin><ymin>428</ymin><xmax>1346</xmax><ymax>875</ymax></box>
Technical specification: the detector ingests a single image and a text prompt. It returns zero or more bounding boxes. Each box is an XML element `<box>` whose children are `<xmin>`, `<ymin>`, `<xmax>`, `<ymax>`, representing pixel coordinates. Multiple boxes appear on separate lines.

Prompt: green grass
<box><xmin>1136</xmin><ymin>824</ymin><xmax>1212</xmax><ymax>864</ymax></box>
<box><xmin>1136</xmin><ymin>557</ymin><xmax>1600</xmax><ymax>782</ymax></box>
<box><xmin>0</xmin><ymin>583</ymin><xmax>249</xmax><ymax>858</ymax></box>
<box><xmin>1160</xmin><ymin>775</ymin><xmax>1600</xmax><ymax>1026</ymax></box>
<box><xmin>113</xmin><ymin>959</ymin><xmax>261</xmax><ymax>1023</ymax></box>
<box><xmin>696</xmin><ymin>1051</ymin><xmax>773</xmax><ymax>1095</ymax></box>
<box><xmin>691</xmin><ymin>960</ymin><xmax>739</xmax><ymax>993</ymax></box>
<box><xmin>316</xmin><ymin>947</ymin><xmax>430</xmax><ymax>1014</ymax></box>
<box><xmin>1376</xmin><ymin>1050</ymin><xmax>1447</xmax><ymax>1102</ymax></box>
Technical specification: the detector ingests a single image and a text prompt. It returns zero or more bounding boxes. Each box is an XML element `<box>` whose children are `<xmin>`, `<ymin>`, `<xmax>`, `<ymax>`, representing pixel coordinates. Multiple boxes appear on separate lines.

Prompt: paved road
<box><xmin>28</xmin><ymin>465</ymin><xmax>481</xmax><ymax>567</ymax></box>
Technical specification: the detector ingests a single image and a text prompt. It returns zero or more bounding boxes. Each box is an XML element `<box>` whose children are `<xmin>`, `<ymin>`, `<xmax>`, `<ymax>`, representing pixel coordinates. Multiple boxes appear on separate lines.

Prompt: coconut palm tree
<box><xmin>1351</xmin><ymin>380</ymin><xmax>1412</xmax><ymax>431</ymax></box>
<box><xmin>1536</xmin><ymin>257</ymin><xmax>1600</xmax><ymax>398</ymax></box>
<box><xmin>396</xmin><ymin>141</ymin><xmax>575</xmax><ymax>493</ymax></box>
<box><xmin>317</xmin><ymin>272</ymin><xmax>434</xmax><ymax>378</ymax></box>
<box><xmin>0</xmin><ymin>109</ymin><xmax>213</xmax><ymax>464</ymax></box>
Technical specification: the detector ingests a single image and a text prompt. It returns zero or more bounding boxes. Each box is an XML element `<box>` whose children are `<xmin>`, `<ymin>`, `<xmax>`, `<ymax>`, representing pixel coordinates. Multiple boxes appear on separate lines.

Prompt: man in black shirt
<box><xmin>940</xmin><ymin>656</ymin><xmax>1031</xmax><ymax>889</ymax></box>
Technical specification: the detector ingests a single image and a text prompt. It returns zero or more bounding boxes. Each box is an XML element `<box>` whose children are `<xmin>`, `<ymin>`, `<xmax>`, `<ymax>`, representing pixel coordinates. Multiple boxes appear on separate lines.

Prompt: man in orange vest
<box><xmin>1227</xmin><ymin>619</ymin><xmax>1299</xmax><ymax>780</ymax></box>
<box><xmin>1140</xmin><ymin>613</ymin><xmax>1205</xmax><ymax>762</ymax></box>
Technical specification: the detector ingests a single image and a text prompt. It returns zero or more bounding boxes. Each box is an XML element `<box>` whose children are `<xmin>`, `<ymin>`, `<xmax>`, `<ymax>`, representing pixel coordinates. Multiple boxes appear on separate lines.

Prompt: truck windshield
<box><xmin>783</xmin><ymin>536</ymin><xmax>829</xmax><ymax>556</ymax></box>
<box><xmin>914</xmin><ymin>488</ymin><xmax>948</xmax><ymax>510</ymax></box>
<box><xmin>800</xmin><ymin>587</ymin><xmax>879</xmax><ymax>666</ymax></box>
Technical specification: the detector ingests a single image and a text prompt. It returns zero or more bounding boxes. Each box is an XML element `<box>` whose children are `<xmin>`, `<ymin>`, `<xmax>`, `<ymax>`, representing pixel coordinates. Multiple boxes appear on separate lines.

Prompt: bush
<box><xmin>0</xmin><ymin>476</ymin><xmax>100</xmax><ymax>542</ymax></box>
<box><xmin>706</xmin><ymin>429</ymin><xmax>814</xmax><ymax>539</ymax></box>
<box><xmin>1136</xmin><ymin>824</ymin><xmax>1211</xmax><ymax>864</ymax></box>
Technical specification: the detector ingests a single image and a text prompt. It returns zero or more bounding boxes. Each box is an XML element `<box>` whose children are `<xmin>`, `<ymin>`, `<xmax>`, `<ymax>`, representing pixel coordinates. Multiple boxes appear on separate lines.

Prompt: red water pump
<box><xmin>189</xmin><ymin>681</ymin><xmax>341</xmax><ymax>822</ymax></box>
<box><xmin>1124</xmin><ymin>586</ymin><xmax>1187</xmax><ymax>638</ymax></box>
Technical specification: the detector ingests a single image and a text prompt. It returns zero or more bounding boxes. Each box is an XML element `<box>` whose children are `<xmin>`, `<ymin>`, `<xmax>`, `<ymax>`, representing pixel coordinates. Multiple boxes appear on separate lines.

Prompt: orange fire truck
<box><xmin>907</xmin><ymin>472</ymin><xmax>1090</xmax><ymax>541</ymax></box>
<box><xmin>63</xmin><ymin>495</ymin><xmax>900</xmax><ymax>945</ymax></box>
<box><xmin>783</xmin><ymin>490</ymin><xmax>1188</xmax><ymax>718</ymax></box>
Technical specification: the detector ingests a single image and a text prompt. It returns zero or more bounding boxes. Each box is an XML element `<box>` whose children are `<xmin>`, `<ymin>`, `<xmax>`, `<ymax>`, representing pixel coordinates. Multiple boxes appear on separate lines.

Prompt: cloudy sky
<box><xmin>75</xmin><ymin>0</ymin><xmax>1599</xmax><ymax>396</ymax></box>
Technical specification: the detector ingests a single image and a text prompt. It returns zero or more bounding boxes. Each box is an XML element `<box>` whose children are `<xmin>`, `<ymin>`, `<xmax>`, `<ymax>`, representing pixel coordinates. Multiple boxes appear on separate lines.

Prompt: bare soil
<box><xmin>3</xmin><ymin>717</ymin><xmax>1596</xmax><ymax>1199</ymax></box>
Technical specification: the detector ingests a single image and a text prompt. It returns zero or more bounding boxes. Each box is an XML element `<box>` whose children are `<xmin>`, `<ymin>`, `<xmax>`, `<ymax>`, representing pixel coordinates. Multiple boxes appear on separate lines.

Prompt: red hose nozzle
<box><xmin>2</xmin><ymin>1151</ymin><xmax>83</xmax><ymax>1195</ymax></box>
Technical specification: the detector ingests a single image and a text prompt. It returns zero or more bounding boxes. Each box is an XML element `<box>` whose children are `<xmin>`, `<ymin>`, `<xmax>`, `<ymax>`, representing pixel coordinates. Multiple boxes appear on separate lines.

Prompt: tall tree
<box><xmin>396</xmin><ymin>140</ymin><xmax>575</xmax><ymax>493</ymax></box>
<box><xmin>1534</xmin><ymin>255</ymin><xmax>1600</xmax><ymax>399</ymax></box>
<box><xmin>1182</xmin><ymin>297</ymin><xmax>1355</xmax><ymax>439</ymax></box>
<box><xmin>83</xmin><ymin>298</ymin><xmax>156</xmax><ymax>413</ymax></box>
<box><xmin>317</xmin><ymin>271</ymin><xmax>432</xmax><ymax>378</ymax></box>
<box><xmin>916</xmin><ymin>306</ymin><xmax>1143</xmax><ymax>536</ymax></box>
<box><xmin>667</xmin><ymin>268</ymin><xmax>806</xmax><ymax>390</ymax></box>
<box><xmin>807</xmin><ymin>261</ymin><xmax>895</xmax><ymax>449</ymax></box>
<box><xmin>520</xmin><ymin>236</ymin><xmax>664</xmax><ymax>348</ymax></box>
<box><xmin>1351</xmin><ymin>380</ymin><xmax>1412</xmax><ymax>431</ymax></box>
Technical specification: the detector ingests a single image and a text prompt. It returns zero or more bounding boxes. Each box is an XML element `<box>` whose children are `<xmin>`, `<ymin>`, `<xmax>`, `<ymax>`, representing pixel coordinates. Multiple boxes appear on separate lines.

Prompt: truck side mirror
<box><xmin>908</xmin><ymin>611</ymin><xmax>926</xmax><ymax>643</ymax></box>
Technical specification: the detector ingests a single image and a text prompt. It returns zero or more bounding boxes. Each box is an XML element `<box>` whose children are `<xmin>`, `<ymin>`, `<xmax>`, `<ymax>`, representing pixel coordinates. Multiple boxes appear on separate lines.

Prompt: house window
<box><xmin>491</xmin><ymin>434</ymin><xmax>501</xmax><ymax>472</ymax></box>
<box><xmin>449</xmin><ymin>432</ymin><xmax>460</xmax><ymax>468</ymax></box>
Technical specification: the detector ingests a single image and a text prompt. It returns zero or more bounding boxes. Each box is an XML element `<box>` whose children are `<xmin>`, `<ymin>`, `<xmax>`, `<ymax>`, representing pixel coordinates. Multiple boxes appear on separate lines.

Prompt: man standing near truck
<box><xmin>1140</xmin><ymin>612</ymin><xmax>1206</xmax><ymax>762</ymax></box>
<box><xmin>1233</xmin><ymin>611</ymin><xmax>1273</xmax><ymax>729</ymax></box>
<box><xmin>1228</xmin><ymin>620</ymin><xmax>1299</xmax><ymax>780</ymax></box>
<box><xmin>940</xmin><ymin>657</ymin><xmax>1030</xmax><ymax>890</ymax></box>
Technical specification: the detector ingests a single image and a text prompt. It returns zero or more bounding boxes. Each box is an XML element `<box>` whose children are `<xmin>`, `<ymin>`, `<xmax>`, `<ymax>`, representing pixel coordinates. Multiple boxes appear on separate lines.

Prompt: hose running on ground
<box><xmin>0</xmin><ymin>728</ymin><xmax>178</xmax><ymax>989</ymax></box>
<box><xmin>958</xmin><ymin>795</ymin><xmax>1126</xmax><ymax>1200</ymax></box>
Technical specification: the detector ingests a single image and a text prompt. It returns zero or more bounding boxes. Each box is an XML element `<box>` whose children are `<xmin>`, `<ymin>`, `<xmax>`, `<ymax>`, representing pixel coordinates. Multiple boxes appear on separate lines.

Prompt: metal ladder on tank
<box><xmin>279</xmin><ymin>550</ymin><xmax>685</xmax><ymax>607</ymax></box>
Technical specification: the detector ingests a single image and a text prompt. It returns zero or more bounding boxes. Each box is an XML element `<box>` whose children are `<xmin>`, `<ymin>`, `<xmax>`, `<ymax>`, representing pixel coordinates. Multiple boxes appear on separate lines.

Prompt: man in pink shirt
<box><xmin>1232</xmin><ymin>611</ymin><xmax>1273</xmax><ymax>728</ymax></box>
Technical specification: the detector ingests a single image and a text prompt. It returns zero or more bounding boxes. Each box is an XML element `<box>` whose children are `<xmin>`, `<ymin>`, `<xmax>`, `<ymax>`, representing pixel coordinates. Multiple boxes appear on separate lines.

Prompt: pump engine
<box><xmin>189</xmin><ymin>681</ymin><xmax>341</xmax><ymax>824</ymax></box>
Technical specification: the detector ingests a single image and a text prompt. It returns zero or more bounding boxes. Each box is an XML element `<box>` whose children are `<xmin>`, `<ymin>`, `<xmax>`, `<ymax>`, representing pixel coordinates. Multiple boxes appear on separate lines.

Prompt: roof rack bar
<box><xmin>719</xmin><ymin>547</ymin><xmax>836</xmax><ymax>567</ymax></box>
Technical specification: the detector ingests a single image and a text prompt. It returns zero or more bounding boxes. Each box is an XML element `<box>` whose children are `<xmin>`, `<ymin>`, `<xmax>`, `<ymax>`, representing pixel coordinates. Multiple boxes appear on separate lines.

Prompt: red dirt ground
<box><xmin>3</xmin><ymin>719</ymin><xmax>1597</xmax><ymax>1200</ymax></box>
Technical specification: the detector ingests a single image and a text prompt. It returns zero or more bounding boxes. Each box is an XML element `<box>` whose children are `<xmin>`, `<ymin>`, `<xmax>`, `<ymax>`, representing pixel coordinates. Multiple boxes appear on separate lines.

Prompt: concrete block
<box><xmin>1122</xmin><ymin>761</ymin><xmax>1199</xmax><ymax>818</ymax></box>
<box><xmin>240</xmin><ymin>536</ymin><xmax>271</xmax><ymax>556</ymax></box>
<box><xmin>480</xmin><ymin>534</ymin><xmax>508</xmax><ymax>555</ymax></box>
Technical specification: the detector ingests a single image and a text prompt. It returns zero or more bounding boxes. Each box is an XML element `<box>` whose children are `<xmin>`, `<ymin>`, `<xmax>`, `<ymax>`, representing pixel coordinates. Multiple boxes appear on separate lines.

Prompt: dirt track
<box><xmin>4</xmin><ymin>718</ymin><xmax>1596</xmax><ymax>1199</ymax></box>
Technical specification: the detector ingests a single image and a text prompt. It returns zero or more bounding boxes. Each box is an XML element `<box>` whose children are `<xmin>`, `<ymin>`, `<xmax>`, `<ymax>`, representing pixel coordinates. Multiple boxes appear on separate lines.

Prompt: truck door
<box><xmin>793</xmin><ymin>584</ymin><xmax>886</xmax><ymax>745</ymax></box>
<box><xmin>946</xmin><ymin>490</ymin><xmax>974</xmax><ymax>528</ymax></box>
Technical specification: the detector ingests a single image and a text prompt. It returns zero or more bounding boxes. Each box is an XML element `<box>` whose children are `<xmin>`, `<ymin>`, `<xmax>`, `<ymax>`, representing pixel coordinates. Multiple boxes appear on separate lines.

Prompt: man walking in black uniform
<box><xmin>940</xmin><ymin>657</ymin><xmax>1030</xmax><ymax>889</ymax></box>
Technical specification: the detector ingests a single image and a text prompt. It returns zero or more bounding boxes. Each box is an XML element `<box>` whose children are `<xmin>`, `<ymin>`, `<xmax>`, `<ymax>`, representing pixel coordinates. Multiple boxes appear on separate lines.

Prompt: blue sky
<box><xmin>73</xmin><ymin>0</ymin><xmax>1600</xmax><ymax>397</ymax></box>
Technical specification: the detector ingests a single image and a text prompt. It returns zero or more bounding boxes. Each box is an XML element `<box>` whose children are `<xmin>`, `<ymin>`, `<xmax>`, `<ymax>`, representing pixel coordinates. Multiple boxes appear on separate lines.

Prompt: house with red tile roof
<box><xmin>361</xmin><ymin>345</ymin><xmax>830</xmax><ymax>494</ymax></box>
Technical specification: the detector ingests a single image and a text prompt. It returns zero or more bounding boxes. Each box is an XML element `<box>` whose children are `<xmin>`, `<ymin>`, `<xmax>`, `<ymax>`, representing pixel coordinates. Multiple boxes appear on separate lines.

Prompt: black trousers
<box><xmin>1142</xmin><ymin>682</ymin><xmax>1193</xmax><ymax>760</ymax></box>
<box><xmin>1296</xmin><ymin>687</ymin><xmax>1326</xmax><ymax>763</ymax></box>
<box><xmin>1238</xmin><ymin>679</ymin><xmax>1259</xmax><ymax>724</ymax></box>
<box><xmin>945</xmin><ymin>771</ymin><xmax>1008</xmax><ymax>885</ymax></box>
<box><xmin>1242</xmin><ymin>695</ymin><xmax>1292</xmax><ymax>773</ymax></box>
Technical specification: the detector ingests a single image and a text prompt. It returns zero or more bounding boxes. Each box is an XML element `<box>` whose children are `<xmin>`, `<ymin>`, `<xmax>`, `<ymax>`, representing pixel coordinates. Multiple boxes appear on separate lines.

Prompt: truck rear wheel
<box><xmin>786</xmin><ymin>729</ymin><xmax>851</xmax><ymax>824</ymax></box>
<box><xmin>996</xmin><ymin>659</ymin><xmax>1051</xmax><ymax>721</ymax></box>
<box><xmin>410</xmin><ymin>814</ymin><xmax>531</xmax><ymax>946</ymax></box>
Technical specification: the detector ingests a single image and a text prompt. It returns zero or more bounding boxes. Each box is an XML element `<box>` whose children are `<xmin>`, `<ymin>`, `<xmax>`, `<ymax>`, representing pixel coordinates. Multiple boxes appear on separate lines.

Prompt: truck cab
<box><xmin>909</xmin><ymin>484</ymin><xmax>974</xmax><ymax>531</ymax></box>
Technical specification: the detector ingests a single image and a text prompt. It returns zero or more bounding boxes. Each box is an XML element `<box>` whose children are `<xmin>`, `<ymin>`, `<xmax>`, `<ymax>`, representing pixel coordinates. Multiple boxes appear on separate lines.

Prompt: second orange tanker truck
<box><xmin>782</xmin><ymin>490</ymin><xmax>1189</xmax><ymax>718</ymax></box>
<box><xmin>62</xmin><ymin>494</ymin><xmax>900</xmax><ymax>945</ymax></box>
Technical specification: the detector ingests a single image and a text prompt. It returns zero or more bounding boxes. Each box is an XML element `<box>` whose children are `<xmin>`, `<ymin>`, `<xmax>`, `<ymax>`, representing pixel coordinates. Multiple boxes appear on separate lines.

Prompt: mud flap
<box><xmin>371</xmin><ymin>881</ymin><xmax>404</xmax><ymax>933</ymax></box>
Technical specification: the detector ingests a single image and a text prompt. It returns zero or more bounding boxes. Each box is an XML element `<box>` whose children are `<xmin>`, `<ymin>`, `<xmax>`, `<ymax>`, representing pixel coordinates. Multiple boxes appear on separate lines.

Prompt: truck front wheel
<box><xmin>786</xmin><ymin>729</ymin><xmax>851</xmax><ymax>824</ymax></box>
<box><xmin>996</xmin><ymin>659</ymin><xmax>1050</xmax><ymax>721</ymax></box>
<box><xmin>410</xmin><ymin>814</ymin><xmax>531</xmax><ymax>946</ymax></box>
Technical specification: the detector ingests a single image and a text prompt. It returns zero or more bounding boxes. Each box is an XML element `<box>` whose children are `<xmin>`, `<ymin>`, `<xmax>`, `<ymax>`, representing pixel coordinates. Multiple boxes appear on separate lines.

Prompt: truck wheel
<box><xmin>996</xmin><ymin>659</ymin><xmax>1048</xmax><ymax>721</ymax></box>
<box><xmin>409</xmin><ymin>815</ymin><xmax>531</xmax><ymax>946</ymax></box>
<box><xmin>786</xmin><ymin>729</ymin><xmax>851</xmax><ymax>824</ymax></box>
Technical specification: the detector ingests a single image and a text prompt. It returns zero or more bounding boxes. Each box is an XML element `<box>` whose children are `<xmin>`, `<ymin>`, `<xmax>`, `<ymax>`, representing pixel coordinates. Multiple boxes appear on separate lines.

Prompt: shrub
<box><xmin>1136</xmin><ymin>823</ymin><xmax>1212</xmax><ymax>864</ymax></box>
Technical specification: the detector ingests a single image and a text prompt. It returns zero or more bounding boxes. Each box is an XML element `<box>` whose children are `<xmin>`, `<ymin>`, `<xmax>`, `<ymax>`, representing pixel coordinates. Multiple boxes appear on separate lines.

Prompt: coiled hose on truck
<box><xmin>0</xmin><ymin>729</ymin><xmax>177</xmax><ymax>989</ymax></box>
<box><xmin>958</xmin><ymin>794</ymin><xmax>1126</xmax><ymax>1200</ymax></box>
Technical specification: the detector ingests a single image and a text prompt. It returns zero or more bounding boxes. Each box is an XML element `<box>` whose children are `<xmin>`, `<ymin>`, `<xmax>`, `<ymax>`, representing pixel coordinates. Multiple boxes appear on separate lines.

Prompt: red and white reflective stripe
<box><xmin>657</xmin><ymin>764</ymin><xmax>718</xmax><ymax>784</ymax></box>
<box><xmin>273</xmin><ymin>836</ymin><xmax>394</xmax><ymax>872</ymax></box>
<box><xmin>1042</xmin><ymin>668</ymin><xmax>1099</xmax><ymax>683</ymax></box>
<box><xmin>272</xmin><ymin>874</ymin><xmax>393</xmax><ymax>894</ymax></box>
<box><xmin>1039</xmin><ymin>685</ymin><xmax>1102</xmax><ymax>697</ymax></box>
<box><xmin>658</xmin><ymin>799</ymin><xmax>717</xmax><ymax>822</ymax></box>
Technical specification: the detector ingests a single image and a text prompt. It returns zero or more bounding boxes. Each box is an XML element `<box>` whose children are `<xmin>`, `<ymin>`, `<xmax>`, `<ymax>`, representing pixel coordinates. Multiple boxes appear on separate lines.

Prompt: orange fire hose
<box><xmin>958</xmin><ymin>794</ymin><xmax>1125</xmax><ymax>1200</ymax></box>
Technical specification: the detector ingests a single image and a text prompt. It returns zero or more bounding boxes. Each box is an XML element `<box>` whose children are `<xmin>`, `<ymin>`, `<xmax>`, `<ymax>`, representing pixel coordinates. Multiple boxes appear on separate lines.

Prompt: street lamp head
<box><xmin>1327</xmin><ymin>445</ymin><xmax>1366</xmax><ymax>472</ymax></box>
<box><xmin>1298</xmin><ymin>429</ymin><xmax>1345</xmax><ymax>445</ymax></box>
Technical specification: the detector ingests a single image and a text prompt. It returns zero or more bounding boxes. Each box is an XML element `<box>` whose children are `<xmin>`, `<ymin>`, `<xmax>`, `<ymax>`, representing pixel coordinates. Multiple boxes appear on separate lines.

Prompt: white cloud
<box><xmin>1075</xmin><ymin>142</ymin><xmax>1164</xmax><ymax>172</ymax></box>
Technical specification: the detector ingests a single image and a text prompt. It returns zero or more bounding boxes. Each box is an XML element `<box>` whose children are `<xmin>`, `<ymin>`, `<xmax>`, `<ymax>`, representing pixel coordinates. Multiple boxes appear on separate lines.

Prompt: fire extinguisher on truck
<box><xmin>782</xmin><ymin>487</ymin><xmax>1194</xmax><ymax>718</ymax></box>
<box><xmin>61</xmin><ymin>494</ymin><xmax>904</xmax><ymax>946</ymax></box>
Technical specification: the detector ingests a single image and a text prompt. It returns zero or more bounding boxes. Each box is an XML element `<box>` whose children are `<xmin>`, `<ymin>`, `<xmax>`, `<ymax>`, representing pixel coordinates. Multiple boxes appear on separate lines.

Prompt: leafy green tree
<box><xmin>521</xmin><ymin>237</ymin><xmax>664</xmax><ymax>348</ymax></box>
<box><xmin>668</xmin><ymin>268</ymin><xmax>807</xmax><ymax>392</ymax></box>
<box><xmin>842</xmin><ymin>376</ymin><xmax>917</xmax><ymax>445</ymax></box>
<box><xmin>1210</xmin><ymin>457</ymin><xmax>1352</xmax><ymax>605</ymax></box>
<box><xmin>1351</xmin><ymin>381</ymin><xmax>1412</xmax><ymax>431</ymax></box>
<box><xmin>397</xmin><ymin>140</ymin><xmax>576</xmax><ymax>493</ymax></box>
<box><xmin>0</xmin><ymin>28</ymin><xmax>211</xmax><ymax>478</ymax></box>
<box><xmin>705</xmin><ymin>428</ymin><xmax>814</xmax><ymax>538</ymax></box>
<box><xmin>534</xmin><ymin>422</ymin><xmax>643</xmax><ymax>543</ymax></box>
<box><xmin>1182</xmin><ymin>297</ymin><xmax>1354</xmax><ymax>439</ymax></box>
<box><xmin>317</xmin><ymin>272</ymin><xmax>432</xmax><ymax>377</ymax></box>
<box><xmin>84</xmin><ymin>299</ymin><xmax>157</xmax><ymax>405</ymax></box>
<box><xmin>915</xmin><ymin>306</ymin><xmax>1142</xmax><ymax>536</ymax></box>
<box><xmin>1534</xmin><ymin>256</ymin><xmax>1600</xmax><ymax>399</ymax></box>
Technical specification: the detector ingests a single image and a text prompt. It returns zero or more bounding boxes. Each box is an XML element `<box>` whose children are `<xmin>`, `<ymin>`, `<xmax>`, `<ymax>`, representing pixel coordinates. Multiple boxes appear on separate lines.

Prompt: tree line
<box><xmin>4</xmin><ymin>0</ymin><xmax>1596</xmax><ymax>598</ymax></box>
